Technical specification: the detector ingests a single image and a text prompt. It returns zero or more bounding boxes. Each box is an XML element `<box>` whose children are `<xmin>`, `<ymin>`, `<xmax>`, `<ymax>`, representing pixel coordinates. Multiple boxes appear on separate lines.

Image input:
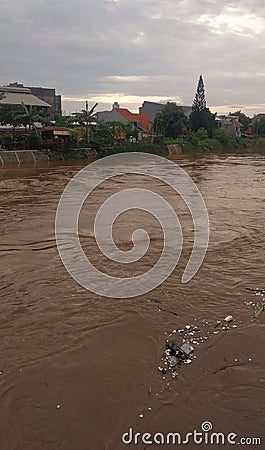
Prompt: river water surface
<box><xmin>0</xmin><ymin>154</ymin><xmax>264</xmax><ymax>449</ymax></box>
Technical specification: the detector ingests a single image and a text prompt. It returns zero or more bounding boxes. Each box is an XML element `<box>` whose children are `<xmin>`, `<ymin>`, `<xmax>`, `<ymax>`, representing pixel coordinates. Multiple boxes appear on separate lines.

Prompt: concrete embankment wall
<box><xmin>0</xmin><ymin>150</ymin><xmax>49</xmax><ymax>165</ymax></box>
<box><xmin>0</xmin><ymin>148</ymin><xmax>96</xmax><ymax>165</ymax></box>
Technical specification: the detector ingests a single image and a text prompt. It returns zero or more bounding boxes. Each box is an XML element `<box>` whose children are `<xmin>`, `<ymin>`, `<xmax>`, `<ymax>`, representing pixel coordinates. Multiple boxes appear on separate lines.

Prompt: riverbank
<box><xmin>51</xmin><ymin>137</ymin><xmax>265</xmax><ymax>160</ymax></box>
<box><xmin>0</xmin><ymin>148</ymin><xmax>96</xmax><ymax>165</ymax></box>
<box><xmin>178</xmin><ymin>137</ymin><xmax>265</xmax><ymax>154</ymax></box>
<box><xmin>1</xmin><ymin>138</ymin><xmax>265</xmax><ymax>165</ymax></box>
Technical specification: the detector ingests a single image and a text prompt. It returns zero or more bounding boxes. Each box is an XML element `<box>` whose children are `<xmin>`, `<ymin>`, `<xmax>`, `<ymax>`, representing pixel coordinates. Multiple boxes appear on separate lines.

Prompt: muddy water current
<box><xmin>0</xmin><ymin>154</ymin><xmax>264</xmax><ymax>449</ymax></box>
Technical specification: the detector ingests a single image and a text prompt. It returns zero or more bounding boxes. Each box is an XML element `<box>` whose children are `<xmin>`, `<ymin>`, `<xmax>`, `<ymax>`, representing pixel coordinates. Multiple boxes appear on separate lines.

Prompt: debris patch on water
<box><xmin>245</xmin><ymin>287</ymin><xmax>265</xmax><ymax>319</ymax></box>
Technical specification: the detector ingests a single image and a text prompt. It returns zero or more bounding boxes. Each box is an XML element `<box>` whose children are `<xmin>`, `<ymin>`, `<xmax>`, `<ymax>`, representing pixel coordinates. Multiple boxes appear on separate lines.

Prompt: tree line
<box><xmin>1</xmin><ymin>75</ymin><xmax>265</xmax><ymax>152</ymax></box>
<box><xmin>153</xmin><ymin>75</ymin><xmax>263</xmax><ymax>139</ymax></box>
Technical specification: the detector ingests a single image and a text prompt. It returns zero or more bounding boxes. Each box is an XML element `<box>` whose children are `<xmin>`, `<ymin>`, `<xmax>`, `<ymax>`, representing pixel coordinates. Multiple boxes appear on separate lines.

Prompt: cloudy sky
<box><xmin>1</xmin><ymin>0</ymin><xmax>265</xmax><ymax>116</ymax></box>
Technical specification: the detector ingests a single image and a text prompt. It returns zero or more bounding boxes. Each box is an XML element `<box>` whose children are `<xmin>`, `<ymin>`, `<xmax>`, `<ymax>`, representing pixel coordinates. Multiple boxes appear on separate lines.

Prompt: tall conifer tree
<box><xmin>192</xmin><ymin>75</ymin><xmax>206</xmax><ymax>112</ymax></box>
<box><xmin>190</xmin><ymin>75</ymin><xmax>217</xmax><ymax>136</ymax></box>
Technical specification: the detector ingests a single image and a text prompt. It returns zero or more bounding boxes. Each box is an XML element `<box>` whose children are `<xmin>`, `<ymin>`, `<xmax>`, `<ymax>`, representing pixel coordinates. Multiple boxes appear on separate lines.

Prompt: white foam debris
<box><xmin>224</xmin><ymin>315</ymin><xmax>233</xmax><ymax>323</ymax></box>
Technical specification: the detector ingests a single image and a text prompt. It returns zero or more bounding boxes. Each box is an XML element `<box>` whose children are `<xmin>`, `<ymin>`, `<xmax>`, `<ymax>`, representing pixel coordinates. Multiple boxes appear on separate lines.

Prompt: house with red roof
<box><xmin>217</xmin><ymin>115</ymin><xmax>244</xmax><ymax>137</ymax></box>
<box><xmin>96</xmin><ymin>102</ymin><xmax>152</xmax><ymax>134</ymax></box>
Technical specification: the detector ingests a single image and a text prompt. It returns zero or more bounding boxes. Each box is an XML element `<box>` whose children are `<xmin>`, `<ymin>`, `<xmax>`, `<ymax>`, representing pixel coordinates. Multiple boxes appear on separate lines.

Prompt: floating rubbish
<box><xmin>184</xmin><ymin>359</ymin><xmax>192</xmax><ymax>364</ymax></box>
<box><xmin>180</xmin><ymin>342</ymin><xmax>194</xmax><ymax>356</ymax></box>
<box><xmin>56</xmin><ymin>404</ymin><xmax>61</xmax><ymax>409</ymax></box>
<box><xmin>157</xmin><ymin>307</ymin><xmax>178</xmax><ymax>317</ymax></box>
<box><xmin>166</xmin><ymin>340</ymin><xmax>194</xmax><ymax>359</ymax></box>
<box><xmin>139</xmin><ymin>414</ymin><xmax>144</xmax><ymax>418</ymax></box>
<box><xmin>215</xmin><ymin>315</ymin><xmax>234</xmax><ymax>329</ymax></box>
<box><xmin>224</xmin><ymin>315</ymin><xmax>233</xmax><ymax>323</ymax></box>
<box><xmin>158</xmin><ymin>315</ymin><xmax>241</xmax><ymax>382</ymax></box>
<box><xmin>245</xmin><ymin>289</ymin><xmax>265</xmax><ymax>319</ymax></box>
<box><xmin>245</xmin><ymin>287</ymin><xmax>265</xmax><ymax>295</ymax></box>
<box><xmin>245</xmin><ymin>301</ymin><xmax>253</xmax><ymax>306</ymax></box>
<box><xmin>168</xmin><ymin>356</ymin><xmax>178</xmax><ymax>367</ymax></box>
<box><xmin>255</xmin><ymin>304</ymin><xmax>264</xmax><ymax>319</ymax></box>
<box><xmin>158</xmin><ymin>339</ymin><xmax>194</xmax><ymax>377</ymax></box>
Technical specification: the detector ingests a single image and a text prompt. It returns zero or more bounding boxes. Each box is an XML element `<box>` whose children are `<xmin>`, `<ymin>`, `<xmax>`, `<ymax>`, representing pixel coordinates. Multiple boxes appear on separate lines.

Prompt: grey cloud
<box><xmin>1</xmin><ymin>0</ymin><xmax>265</xmax><ymax>115</ymax></box>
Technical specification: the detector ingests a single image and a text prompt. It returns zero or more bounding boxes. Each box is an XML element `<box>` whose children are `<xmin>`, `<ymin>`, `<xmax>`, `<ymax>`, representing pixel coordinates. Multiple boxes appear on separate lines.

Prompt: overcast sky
<box><xmin>1</xmin><ymin>0</ymin><xmax>264</xmax><ymax>116</ymax></box>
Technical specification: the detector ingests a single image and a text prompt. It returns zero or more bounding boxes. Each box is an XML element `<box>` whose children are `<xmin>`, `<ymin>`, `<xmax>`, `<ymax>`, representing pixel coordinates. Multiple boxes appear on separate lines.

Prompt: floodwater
<box><xmin>0</xmin><ymin>154</ymin><xmax>264</xmax><ymax>449</ymax></box>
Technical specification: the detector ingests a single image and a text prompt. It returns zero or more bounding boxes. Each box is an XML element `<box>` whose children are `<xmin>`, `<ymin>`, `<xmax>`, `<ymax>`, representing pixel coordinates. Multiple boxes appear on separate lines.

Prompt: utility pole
<box><xmin>85</xmin><ymin>100</ymin><xmax>89</xmax><ymax>144</ymax></box>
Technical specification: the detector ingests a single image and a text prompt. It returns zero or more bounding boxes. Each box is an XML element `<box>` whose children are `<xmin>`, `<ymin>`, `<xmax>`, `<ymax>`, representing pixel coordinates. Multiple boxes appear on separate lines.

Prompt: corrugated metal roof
<box><xmin>0</xmin><ymin>91</ymin><xmax>50</xmax><ymax>108</ymax></box>
<box><xmin>1</xmin><ymin>86</ymin><xmax>31</xmax><ymax>94</ymax></box>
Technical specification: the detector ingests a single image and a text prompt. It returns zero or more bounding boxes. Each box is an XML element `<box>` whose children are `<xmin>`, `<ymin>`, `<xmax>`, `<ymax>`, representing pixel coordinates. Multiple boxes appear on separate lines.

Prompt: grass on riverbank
<box><xmin>47</xmin><ymin>136</ymin><xmax>265</xmax><ymax>161</ymax></box>
<box><xmin>163</xmin><ymin>132</ymin><xmax>265</xmax><ymax>154</ymax></box>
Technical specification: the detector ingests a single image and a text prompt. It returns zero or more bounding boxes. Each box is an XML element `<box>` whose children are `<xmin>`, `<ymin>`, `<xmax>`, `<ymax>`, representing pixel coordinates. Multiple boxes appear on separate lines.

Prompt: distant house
<box><xmin>1</xmin><ymin>82</ymin><xmax>62</xmax><ymax>115</ymax></box>
<box><xmin>217</xmin><ymin>115</ymin><xmax>243</xmax><ymax>137</ymax></box>
<box><xmin>250</xmin><ymin>113</ymin><xmax>265</xmax><ymax>136</ymax></box>
<box><xmin>40</xmin><ymin>126</ymin><xmax>71</xmax><ymax>149</ymax></box>
<box><xmin>0</xmin><ymin>85</ymin><xmax>51</xmax><ymax>110</ymax></box>
<box><xmin>41</xmin><ymin>126</ymin><xmax>71</xmax><ymax>140</ymax></box>
<box><xmin>252</xmin><ymin>113</ymin><xmax>265</xmax><ymax>123</ymax></box>
<box><xmin>139</xmin><ymin>101</ymin><xmax>192</xmax><ymax>120</ymax></box>
<box><xmin>96</xmin><ymin>102</ymin><xmax>152</xmax><ymax>133</ymax></box>
<box><xmin>242</xmin><ymin>127</ymin><xmax>254</xmax><ymax>139</ymax></box>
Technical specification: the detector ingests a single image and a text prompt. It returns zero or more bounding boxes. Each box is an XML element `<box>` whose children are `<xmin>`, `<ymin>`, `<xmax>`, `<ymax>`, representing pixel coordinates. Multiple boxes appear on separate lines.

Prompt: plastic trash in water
<box><xmin>180</xmin><ymin>343</ymin><xmax>194</xmax><ymax>356</ymax></box>
<box><xmin>224</xmin><ymin>315</ymin><xmax>233</xmax><ymax>323</ymax></box>
<box><xmin>245</xmin><ymin>287</ymin><xmax>265</xmax><ymax>296</ymax></box>
<box><xmin>215</xmin><ymin>315</ymin><xmax>234</xmax><ymax>328</ymax></box>
<box><xmin>255</xmin><ymin>304</ymin><xmax>264</xmax><ymax>319</ymax></box>
<box><xmin>245</xmin><ymin>289</ymin><xmax>265</xmax><ymax>319</ymax></box>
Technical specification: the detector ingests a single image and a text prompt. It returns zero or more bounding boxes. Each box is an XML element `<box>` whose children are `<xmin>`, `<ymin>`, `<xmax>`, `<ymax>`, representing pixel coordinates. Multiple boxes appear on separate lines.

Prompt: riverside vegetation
<box><xmin>1</xmin><ymin>75</ymin><xmax>265</xmax><ymax>160</ymax></box>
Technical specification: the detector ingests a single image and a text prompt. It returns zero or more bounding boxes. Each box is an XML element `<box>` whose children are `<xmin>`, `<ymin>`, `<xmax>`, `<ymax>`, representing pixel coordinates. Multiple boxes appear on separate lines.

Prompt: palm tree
<box><xmin>14</xmin><ymin>103</ymin><xmax>43</xmax><ymax>134</ymax></box>
<box><xmin>38</xmin><ymin>109</ymin><xmax>51</xmax><ymax>128</ymax></box>
<box><xmin>74</xmin><ymin>101</ymin><xmax>98</xmax><ymax>143</ymax></box>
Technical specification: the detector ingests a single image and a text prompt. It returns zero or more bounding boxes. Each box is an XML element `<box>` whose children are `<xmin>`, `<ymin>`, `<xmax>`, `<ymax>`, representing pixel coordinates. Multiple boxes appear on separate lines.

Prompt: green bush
<box><xmin>194</xmin><ymin>128</ymin><xmax>209</xmax><ymax>140</ymax></box>
<box><xmin>24</xmin><ymin>133</ymin><xmax>41</xmax><ymax>149</ymax></box>
<box><xmin>213</xmin><ymin>128</ymin><xmax>231</xmax><ymax>147</ymax></box>
<box><xmin>2</xmin><ymin>132</ymin><xmax>14</xmax><ymax>150</ymax></box>
<box><xmin>111</xmin><ymin>141</ymin><xmax>167</xmax><ymax>155</ymax></box>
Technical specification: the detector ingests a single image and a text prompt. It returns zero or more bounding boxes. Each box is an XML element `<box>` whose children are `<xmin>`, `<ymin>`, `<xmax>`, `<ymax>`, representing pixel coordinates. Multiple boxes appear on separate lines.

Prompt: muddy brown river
<box><xmin>0</xmin><ymin>154</ymin><xmax>264</xmax><ymax>449</ymax></box>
